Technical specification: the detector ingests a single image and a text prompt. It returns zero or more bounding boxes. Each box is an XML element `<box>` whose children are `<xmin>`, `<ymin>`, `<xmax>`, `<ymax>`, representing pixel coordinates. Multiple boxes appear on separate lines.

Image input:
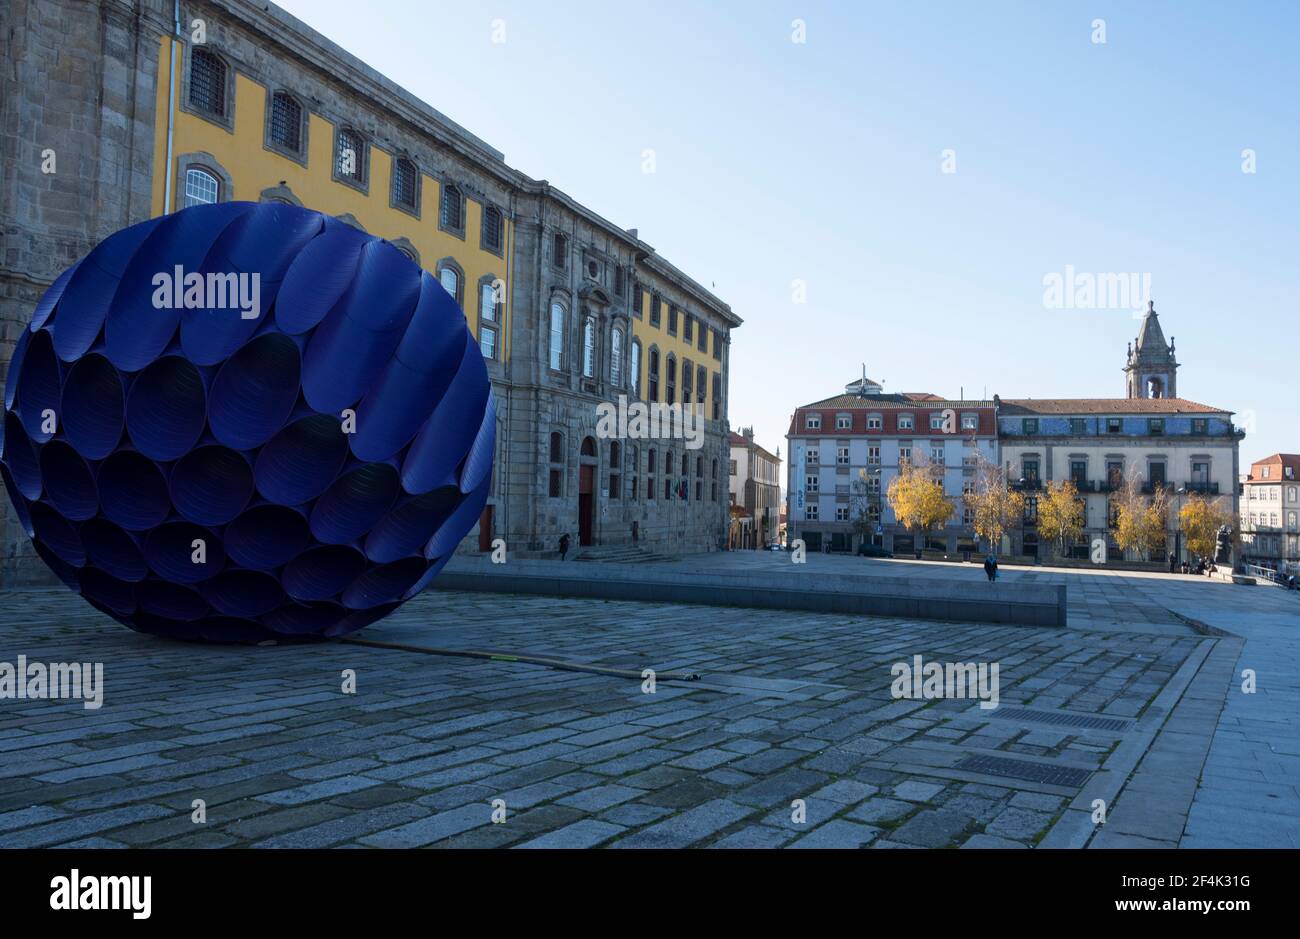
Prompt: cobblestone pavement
<box><xmin>1</xmin><ymin>580</ymin><xmax>1257</xmax><ymax>849</ymax></box>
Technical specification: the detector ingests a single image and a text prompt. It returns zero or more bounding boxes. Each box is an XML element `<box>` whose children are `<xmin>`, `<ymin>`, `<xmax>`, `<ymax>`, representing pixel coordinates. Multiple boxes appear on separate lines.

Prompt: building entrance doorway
<box><xmin>478</xmin><ymin>505</ymin><xmax>494</xmax><ymax>552</ymax></box>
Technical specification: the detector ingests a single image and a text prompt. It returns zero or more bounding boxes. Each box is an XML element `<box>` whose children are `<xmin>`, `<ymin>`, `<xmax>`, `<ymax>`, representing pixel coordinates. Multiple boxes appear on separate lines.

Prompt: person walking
<box><xmin>983</xmin><ymin>554</ymin><xmax>998</xmax><ymax>583</ymax></box>
<box><xmin>558</xmin><ymin>532</ymin><xmax>570</xmax><ymax>561</ymax></box>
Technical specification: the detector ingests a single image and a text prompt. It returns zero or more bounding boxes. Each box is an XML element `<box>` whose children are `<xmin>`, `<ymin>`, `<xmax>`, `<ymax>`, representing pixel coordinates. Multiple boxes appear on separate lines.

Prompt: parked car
<box><xmin>765</xmin><ymin>543</ymin><xmax>785</xmax><ymax>552</ymax></box>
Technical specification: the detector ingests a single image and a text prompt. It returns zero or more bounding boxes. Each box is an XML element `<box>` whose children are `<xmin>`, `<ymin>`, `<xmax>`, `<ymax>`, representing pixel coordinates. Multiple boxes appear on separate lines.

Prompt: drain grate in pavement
<box><xmin>987</xmin><ymin>706</ymin><xmax>1132</xmax><ymax>733</ymax></box>
<box><xmin>957</xmin><ymin>755</ymin><xmax>1092</xmax><ymax>788</ymax></box>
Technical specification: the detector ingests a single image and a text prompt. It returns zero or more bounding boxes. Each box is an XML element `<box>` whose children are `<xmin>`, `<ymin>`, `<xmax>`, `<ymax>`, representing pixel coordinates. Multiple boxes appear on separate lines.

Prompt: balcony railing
<box><xmin>1013</xmin><ymin>479</ymin><xmax>1042</xmax><ymax>492</ymax></box>
<box><xmin>1181</xmin><ymin>481</ymin><xmax>1220</xmax><ymax>495</ymax></box>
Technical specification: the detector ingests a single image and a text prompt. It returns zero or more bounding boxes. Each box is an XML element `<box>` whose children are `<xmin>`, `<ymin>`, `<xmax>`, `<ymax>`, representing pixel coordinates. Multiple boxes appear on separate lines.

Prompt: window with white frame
<box><xmin>961</xmin><ymin>413</ymin><xmax>978</xmax><ymax>431</ymax></box>
<box><xmin>867</xmin><ymin>414</ymin><xmax>882</xmax><ymax>430</ymax></box>
<box><xmin>548</xmin><ymin>302</ymin><xmax>565</xmax><ymax>371</ymax></box>
<box><xmin>805</xmin><ymin>504</ymin><xmax>819</xmax><ymax>520</ymax></box>
<box><xmin>868</xmin><ymin>445</ymin><xmax>880</xmax><ymax>466</ymax></box>
<box><xmin>806</xmin><ymin>476</ymin><xmax>819</xmax><ymax>492</ymax></box>
<box><xmin>930</xmin><ymin>413</ymin><xmax>946</xmax><ymax>430</ymax></box>
<box><xmin>836</xmin><ymin>414</ymin><xmax>852</xmax><ymax>430</ymax></box>
<box><xmin>806</xmin><ymin>448</ymin><xmax>819</xmax><ymax>465</ymax></box>
<box><xmin>806</xmin><ymin>413</ymin><xmax>821</xmax><ymax>430</ymax></box>
<box><xmin>898</xmin><ymin>414</ymin><xmax>914</xmax><ymax>430</ymax></box>
<box><xmin>184</xmin><ymin>168</ymin><xmax>219</xmax><ymax>206</ymax></box>
<box><xmin>837</xmin><ymin>446</ymin><xmax>850</xmax><ymax>465</ymax></box>
<box><xmin>582</xmin><ymin>317</ymin><xmax>596</xmax><ymax>379</ymax></box>
<box><xmin>835</xmin><ymin>506</ymin><xmax>850</xmax><ymax>521</ymax></box>
<box><xmin>610</xmin><ymin>328</ymin><xmax>623</xmax><ymax>387</ymax></box>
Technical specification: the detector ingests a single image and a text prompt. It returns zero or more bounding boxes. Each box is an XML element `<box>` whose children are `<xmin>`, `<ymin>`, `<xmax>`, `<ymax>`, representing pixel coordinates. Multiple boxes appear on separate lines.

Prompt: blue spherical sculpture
<box><xmin>1</xmin><ymin>201</ymin><xmax>494</xmax><ymax>642</ymax></box>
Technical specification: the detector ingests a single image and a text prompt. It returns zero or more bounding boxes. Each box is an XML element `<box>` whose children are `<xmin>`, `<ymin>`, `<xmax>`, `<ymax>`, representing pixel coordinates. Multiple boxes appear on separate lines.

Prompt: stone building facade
<box><xmin>0</xmin><ymin>0</ymin><xmax>738</xmax><ymax>584</ymax></box>
<box><xmin>727</xmin><ymin>428</ymin><xmax>781</xmax><ymax>549</ymax></box>
<box><xmin>1239</xmin><ymin>454</ymin><xmax>1300</xmax><ymax>569</ymax></box>
<box><xmin>786</xmin><ymin>376</ymin><xmax>999</xmax><ymax>555</ymax></box>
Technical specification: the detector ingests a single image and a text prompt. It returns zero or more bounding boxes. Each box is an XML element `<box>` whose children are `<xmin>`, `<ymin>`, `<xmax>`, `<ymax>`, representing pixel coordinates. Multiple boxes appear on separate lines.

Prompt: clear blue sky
<box><xmin>278</xmin><ymin>0</ymin><xmax>1299</xmax><ymax>468</ymax></box>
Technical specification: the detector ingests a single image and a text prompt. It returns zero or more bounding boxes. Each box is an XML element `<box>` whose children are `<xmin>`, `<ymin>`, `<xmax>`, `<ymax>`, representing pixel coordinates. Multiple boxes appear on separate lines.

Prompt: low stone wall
<box><xmin>437</xmin><ymin>557</ymin><xmax>1068</xmax><ymax>628</ymax></box>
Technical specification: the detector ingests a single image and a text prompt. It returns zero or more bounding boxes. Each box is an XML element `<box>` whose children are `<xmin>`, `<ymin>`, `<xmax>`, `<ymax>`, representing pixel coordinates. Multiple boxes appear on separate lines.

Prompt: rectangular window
<box><xmin>1107</xmin><ymin>418</ymin><xmax>1122</xmax><ymax>434</ymax></box>
<box><xmin>1070</xmin><ymin>418</ymin><xmax>1086</xmax><ymax>434</ymax></box>
<box><xmin>1149</xmin><ymin>462</ymin><xmax>1167</xmax><ymax>487</ymax></box>
<box><xmin>1070</xmin><ymin>460</ymin><xmax>1087</xmax><ymax>485</ymax></box>
<box><xmin>549</xmin><ymin>306</ymin><xmax>565</xmax><ymax>371</ymax></box>
<box><xmin>867</xmin><ymin>415</ymin><xmax>882</xmax><ymax>430</ymax></box>
<box><xmin>868</xmin><ymin>445</ymin><xmax>880</xmax><ymax>465</ymax></box>
<box><xmin>930</xmin><ymin>413</ymin><xmax>946</xmax><ymax>430</ymax></box>
<box><xmin>651</xmin><ymin>297</ymin><xmax>662</xmax><ymax>327</ymax></box>
<box><xmin>1148</xmin><ymin>418</ymin><xmax>1165</xmax><ymax>436</ymax></box>
<box><xmin>806</xmin><ymin>449</ymin><xmax>819</xmax><ymax>465</ymax></box>
<box><xmin>697</xmin><ymin>365</ymin><xmax>706</xmax><ymax>406</ymax></box>
<box><xmin>1023</xmin><ymin>418</ymin><xmax>1038</xmax><ymax>435</ymax></box>
<box><xmin>684</xmin><ymin>316</ymin><xmax>694</xmax><ymax>343</ymax></box>
<box><xmin>836</xmin><ymin>414</ymin><xmax>852</xmax><ymax>430</ymax></box>
<box><xmin>930</xmin><ymin>445</ymin><xmax>944</xmax><ymax>464</ymax></box>
<box><xmin>712</xmin><ymin>329</ymin><xmax>723</xmax><ymax>360</ymax></box>
<box><xmin>632</xmin><ymin>283</ymin><xmax>643</xmax><ymax>317</ymax></box>
<box><xmin>548</xmin><ymin>469</ymin><xmax>562</xmax><ymax>497</ymax></box>
<box><xmin>806</xmin><ymin>476</ymin><xmax>819</xmax><ymax>492</ymax></box>
<box><xmin>1192</xmin><ymin>418</ymin><xmax>1207</xmax><ymax>435</ymax></box>
<box><xmin>835</xmin><ymin>506</ymin><xmax>850</xmax><ymax>521</ymax></box>
<box><xmin>668</xmin><ymin>305</ymin><xmax>678</xmax><ymax>335</ymax></box>
<box><xmin>898</xmin><ymin>414</ymin><xmax>914</xmax><ymax>431</ymax></box>
<box><xmin>553</xmin><ymin>233</ymin><xmax>567</xmax><ymax>270</ymax></box>
<box><xmin>899</xmin><ymin>445</ymin><xmax>912</xmax><ymax>463</ymax></box>
<box><xmin>837</xmin><ymin>446</ymin><xmax>850</xmax><ymax>465</ymax></box>
<box><xmin>711</xmin><ymin>373</ymin><xmax>721</xmax><ymax>420</ymax></box>
<box><xmin>1023</xmin><ymin>459</ymin><xmax>1040</xmax><ymax>481</ymax></box>
<box><xmin>806</xmin><ymin>414</ymin><xmax>821</xmax><ymax>430</ymax></box>
<box><xmin>729</xmin><ymin>459</ymin><xmax>737</xmax><ymax>475</ymax></box>
<box><xmin>805</xmin><ymin>505</ymin><xmax>818</xmax><ymax>520</ymax></box>
<box><xmin>961</xmin><ymin>413</ymin><xmax>979</xmax><ymax>431</ymax></box>
<box><xmin>613</xmin><ymin>266</ymin><xmax>626</xmax><ymax>298</ymax></box>
<box><xmin>698</xmin><ymin>322</ymin><xmax>708</xmax><ymax>352</ymax></box>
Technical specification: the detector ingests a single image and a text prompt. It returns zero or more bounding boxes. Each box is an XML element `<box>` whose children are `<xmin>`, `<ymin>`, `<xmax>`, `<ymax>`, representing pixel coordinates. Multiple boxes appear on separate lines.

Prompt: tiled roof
<box><xmin>1246</xmin><ymin>453</ymin><xmax>1300</xmax><ymax>481</ymax></box>
<box><xmin>997</xmin><ymin>398</ymin><xmax>1228</xmax><ymax>415</ymax></box>
<box><xmin>796</xmin><ymin>393</ymin><xmax>989</xmax><ymax>410</ymax></box>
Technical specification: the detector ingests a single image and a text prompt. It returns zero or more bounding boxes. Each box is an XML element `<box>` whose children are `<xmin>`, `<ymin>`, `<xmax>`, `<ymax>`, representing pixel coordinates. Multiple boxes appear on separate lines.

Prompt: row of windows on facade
<box><xmin>548</xmin><ymin>231</ymin><xmax>725</xmax><ymax>363</ymax></box>
<box><xmin>801</xmin><ymin>503</ymin><xmax>978</xmax><ymax>526</ymax></box>
<box><xmin>546</xmin><ymin>302</ymin><xmax>723</xmax><ymax>417</ymax></box>
<box><xmin>1246</xmin><ymin>486</ymin><xmax>1297</xmax><ymax>501</ymax></box>
<box><xmin>1244</xmin><ymin>511</ymin><xmax>1300</xmax><ymax>530</ymax></box>
<box><xmin>804</xmin><ymin>412</ymin><xmax>982</xmax><ymax>432</ymax></box>
<box><xmin>1015</xmin><ymin>417</ymin><xmax>1211</xmax><ymax>436</ymax></box>
<box><xmin>187</xmin><ymin>49</ymin><xmax>505</xmax><ymax>250</ymax></box>
<box><xmin>184</xmin><ymin>156</ymin><xmax>506</xmax><ymax>362</ymax></box>
<box><xmin>545</xmin><ymin>434</ymin><xmax>721</xmax><ymax>502</ymax></box>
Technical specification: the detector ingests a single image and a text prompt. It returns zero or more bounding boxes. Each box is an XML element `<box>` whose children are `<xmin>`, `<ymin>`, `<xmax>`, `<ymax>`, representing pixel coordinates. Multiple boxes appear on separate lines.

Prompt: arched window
<box><xmin>189</xmin><ymin>49</ymin><xmax>227</xmax><ymax>116</ymax></box>
<box><xmin>439</xmin><ymin>266</ymin><xmax>461</xmax><ymax>306</ymax></box>
<box><xmin>697</xmin><ymin>365</ymin><xmax>707</xmax><ymax>406</ymax></box>
<box><xmin>183</xmin><ymin>167</ymin><xmax>219</xmax><ymax>207</ymax></box>
<box><xmin>440</xmin><ymin>182</ymin><xmax>464</xmax><ymax>232</ymax></box>
<box><xmin>549</xmin><ymin>302</ymin><xmax>566</xmax><ymax>371</ymax></box>
<box><xmin>479</xmin><ymin>279</ymin><xmax>501</xmax><ymax>361</ymax></box>
<box><xmin>482</xmin><ymin>206</ymin><xmax>503</xmax><ymax>252</ymax></box>
<box><xmin>582</xmin><ymin>316</ymin><xmax>596</xmax><ymax>379</ymax></box>
<box><xmin>335</xmin><ymin>128</ymin><xmax>367</xmax><ymax>184</ymax></box>
<box><xmin>665</xmin><ymin>449</ymin><xmax>674</xmax><ymax>500</ymax></box>
<box><xmin>666</xmin><ymin>355</ymin><xmax>677</xmax><ymax>404</ymax></box>
<box><xmin>548</xmin><ymin>431</ymin><xmax>564</xmax><ymax>497</ymax></box>
<box><xmin>630</xmin><ymin>340</ymin><xmax>642</xmax><ymax>399</ymax></box>
<box><xmin>711</xmin><ymin>458</ymin><xmax>719</xmax><ymax>501</ymax></box>
<box><xmin>682</xmin><ymin>358</ymin><xmax>694</xmax><ymax>404</ymax></box>
<box><xmin>647</xmin><ymin>347</ymin><xmax>659</xmax><ymax>402</ymax></box>
<box><xmin>581</xmin><ymin>437</ymin><xmax>597</xmax><ymax>458</ymax></box>
<box><xmin>647</xmin><ymin>448</ymin><xmax>656</xmax><ymax>501</ymax></box>
<box><xmin>610</xmin><ymin>328</ymin><xmax>623</xmax><ymax>387</ymax></box>
<box><xmin>392</xmin><ymin>156</ymin><xmax>419</xmax><ymax>213</ymax></box>
<box><xmin>268</xmin><ymin>92</ymin><xmax>303</xmax><ymax>154</ymax></box>
<box><xmin>695</xmin><ymin>455</ymin><xmax>704</xmax><ymax>501</ymax></box>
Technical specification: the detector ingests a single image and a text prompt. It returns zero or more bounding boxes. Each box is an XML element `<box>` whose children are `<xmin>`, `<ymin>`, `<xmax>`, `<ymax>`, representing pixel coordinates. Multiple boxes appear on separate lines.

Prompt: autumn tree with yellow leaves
<box><xmin>962</xmin><ymin>453</ymin><xmax>1024</xmax><ymax>555</ymax></box>
<box><xmin>1112</xmin><ymin>467</ymin><xmax>1170</xmax><ymax>560</ymax></box>
<box><xmin>1037</xmin><ymin>479</ymin><xmax>1086</xmax><ymax>558</ymax></box>
<box><xmin>1179</xmin><ymin>493</ymin><xmax>1233</xmax><ymax>559</ymax></box>
<box><xmin>887</xmin><ymin>456</ymin><xmax>954</xmax><ymax>548</ymax></box>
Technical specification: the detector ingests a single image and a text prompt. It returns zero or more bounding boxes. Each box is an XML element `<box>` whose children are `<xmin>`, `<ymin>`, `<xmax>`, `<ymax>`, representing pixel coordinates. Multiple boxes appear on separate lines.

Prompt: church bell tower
<box><xmin>1125</xmin><ymin>301</ymin><xmax>1178</xmax><ymax>399</ymax></box>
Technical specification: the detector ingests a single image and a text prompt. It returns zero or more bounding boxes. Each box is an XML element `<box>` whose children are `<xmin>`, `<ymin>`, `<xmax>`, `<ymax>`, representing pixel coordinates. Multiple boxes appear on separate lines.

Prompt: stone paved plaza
<box><xmin>0</xmin><ymin>558</ymin><xmax>1296</xmax><ymax>848</ymax></box>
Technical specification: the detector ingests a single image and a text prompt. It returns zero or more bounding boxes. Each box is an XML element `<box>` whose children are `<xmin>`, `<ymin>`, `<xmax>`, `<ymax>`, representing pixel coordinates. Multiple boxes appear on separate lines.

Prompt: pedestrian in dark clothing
<box><xmin>559</xmin><ymin>533</ymin><xmax>570</xmax><ymax>561</ymax></box>
<box><xmin>1168</xmin><ymin>553</ymin><xmax>1177</xmax><ymax>573</ymax></box>
<box><xmin>983</xmin><ymin>554</ymin><xmax>998</xmax><ymax>582</ymax></box>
